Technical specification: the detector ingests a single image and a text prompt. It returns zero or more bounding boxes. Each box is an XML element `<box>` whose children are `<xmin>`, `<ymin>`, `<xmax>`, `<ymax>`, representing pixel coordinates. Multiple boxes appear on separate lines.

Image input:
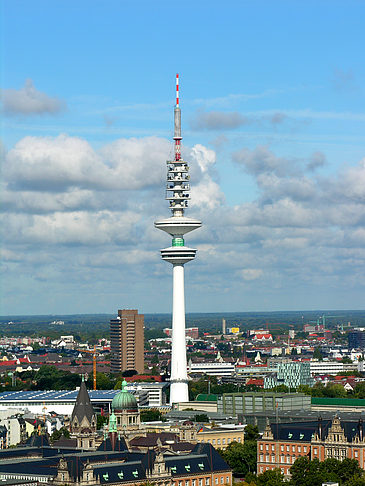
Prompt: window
<box><xmin>212</xmin><ymin>439</ymin><xmax>216</xmax><ymax>445</ymax></box>
<box><xmin>266</xmin><ymin>445</ymin><xmax>269</xmax><ymax>451</ymax></box>
<box><xmin>238</xmin><ymin>437</ymin><xmax>241</xmax><ymax>443</ymax></box>
<box><xmin>217</xmin><ymin>439</ymin><xmax>221</xmax><ymax>445</ymax></box>
<box><xmin>260</xmin><ymin>444</ymin><xmax>263</xmax><ymax>451</ymax></box>
<box><xmin>281</xmin><ymin>445</ymin><xmax>284</xmax><ymax>452</ymax></box>
<box><xmin>292</xmin><ymin>446</ymin><xmax>295</xmax><ymax>452</ymax></box>
<box><xmin>215</xmin><ymin>479</ymin><xmax>218</xmax><ymax>485</ymax></box>
<box><xmin>222</xmin><ymin>439</ymin><xmax>226</xmax><ymax>445</ymax></box>
<box><xmin>199</xmin><ymin>480</ymin><xmax>203</xmax><ymax>486</ymax></box>
<box><xmin>226</xmin><ymin>477</ymin><xmax>229</xmax><ymax>483</ymax></box>
<box><xmin>298</xmin><ymin>446</ymin><xmax>301</xmax><ymax>453</ymax></box>
<box><xmin>355</xmin><ymin>451</ymin><xmax>359</xmax><ymax>458</ymax></box>
<box><xmin>314</xmin><ymin>448</ymin><xmax>317</xmax><ymax>455</ymax></box>
<box><xmin>304</xmin><ymin>447</ymin><xmax>307</xmax><ymax>453</ymax></box>
<box><xmin>205</xmin><ymin>479</ymin><xmax>210</xmax><ymax>485</ymax></box>
<box><xmin>272</xmin><ymin>445</ymin><xmax>275</xmax><ymax>452</ymax></box>
<box><xmin>221</xmin><ymin>477</ymin><xmax>224</xmax><ymax>484</ymax></box>
<box><xmin>286</xmin><ymin>446</ymin><xmax>290</xmax><ymax>452</ymax></box>
<box><xmin>281</xmin><ymin>456</ymin><xmax>284</xmax><ymax>463</ymax></box>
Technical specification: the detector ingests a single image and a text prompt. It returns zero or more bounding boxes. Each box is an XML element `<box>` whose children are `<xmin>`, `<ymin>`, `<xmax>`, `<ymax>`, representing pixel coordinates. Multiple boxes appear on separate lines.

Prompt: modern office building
<box><xmin>154</xmin><ymin>74</ymin><xmax>202</xmax><ymax>404</ymax></box>
<box><xmin>110</xmin><ymin>309</ymin><xmax>144</xmax><ymax>374</ymax></box>
<box><xmin>264</xmin><ymin>361</ymin><xmax>314</xmax><ymax>389</ymax></box>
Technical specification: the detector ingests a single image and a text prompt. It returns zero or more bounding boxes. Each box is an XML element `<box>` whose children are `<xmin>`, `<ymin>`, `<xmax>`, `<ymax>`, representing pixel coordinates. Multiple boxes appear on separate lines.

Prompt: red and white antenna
<box><xmin>173</xmin><ymin>73</ymin><xmax>182</xmax><ymax>161</ymax></box>
<box><xmin>176</xmin><ymin>73</ymin><xmax>179</xmax><ymax>108</ymax></box>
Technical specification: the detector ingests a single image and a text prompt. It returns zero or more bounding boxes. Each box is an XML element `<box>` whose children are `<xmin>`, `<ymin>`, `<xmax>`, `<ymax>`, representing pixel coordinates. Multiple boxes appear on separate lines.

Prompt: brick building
<box><xmin>257</xmin><ymin>416</ymin><xmax>365</xmax><ymax>476</ymax></box>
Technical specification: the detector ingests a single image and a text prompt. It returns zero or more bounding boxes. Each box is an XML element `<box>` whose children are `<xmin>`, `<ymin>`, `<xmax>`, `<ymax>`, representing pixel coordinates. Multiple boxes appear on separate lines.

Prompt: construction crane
<box><xmin>77</xmin><ymin>345</ymin><xmax>97</xmax><ymax>390</ymax></box>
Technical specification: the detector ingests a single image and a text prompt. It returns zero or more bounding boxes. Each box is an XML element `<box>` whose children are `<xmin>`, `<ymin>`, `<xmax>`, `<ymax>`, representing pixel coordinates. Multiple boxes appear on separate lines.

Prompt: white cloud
<box><xmin>5</xmin><ymin>134</ymin><xmax>170</xmax><ymax>191</ymax></box>
<box><xmin>1</xmin><ymin>79</ymin><xmax>65</xmax><ymax>115</ymax></box>
<box><xmin>239</xmin><ymin>269</ymin><xmax>263</xmax><ymax>281</ymax></box>
<box><xmin>3</xmin><ymin>133</ymin><xmax>365</xmax><ymax>313</ymax></box>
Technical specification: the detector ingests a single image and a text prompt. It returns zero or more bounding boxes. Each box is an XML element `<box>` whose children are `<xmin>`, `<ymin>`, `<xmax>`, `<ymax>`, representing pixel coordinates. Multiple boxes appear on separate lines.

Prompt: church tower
<box><xmin>70</xmin><ymin>376</ymin><xmax>97</xmax><ymax>449</ymax></box>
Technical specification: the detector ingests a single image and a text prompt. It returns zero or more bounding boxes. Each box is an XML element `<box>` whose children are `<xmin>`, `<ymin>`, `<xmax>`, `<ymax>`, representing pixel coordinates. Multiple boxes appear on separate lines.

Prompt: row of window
<box><xmin>259</xmin><ymin>455</ymin><xmax>296</xmax><ymax>464</ymax></box>
<box><xmin>176</xmin><ymin>477</ymin><xmax>230</xmax><ymax>486</ymax></box>
<box><xmin>199</xmin><ymin>437</ymin><xmax>242</xmax><ymax>446</ymax></box>
<box><xmin>260</xmin><ymin>443</ymin><xmax>307</xmax><ymax>454</ymax></box>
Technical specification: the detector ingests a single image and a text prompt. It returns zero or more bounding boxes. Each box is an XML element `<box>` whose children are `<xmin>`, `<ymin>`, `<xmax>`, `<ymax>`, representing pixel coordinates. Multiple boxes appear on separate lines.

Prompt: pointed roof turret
<box><xmin>71</xmin><ymin>376</ymin><xmax>95</xmax><ymax>425</ymax></box>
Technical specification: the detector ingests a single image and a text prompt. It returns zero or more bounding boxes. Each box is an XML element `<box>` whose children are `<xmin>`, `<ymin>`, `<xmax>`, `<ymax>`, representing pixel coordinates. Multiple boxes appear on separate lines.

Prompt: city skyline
<box><xmin>1</xmin><ymin>1</ymin><xmax>365</xmax><ymax>315</ymax></box>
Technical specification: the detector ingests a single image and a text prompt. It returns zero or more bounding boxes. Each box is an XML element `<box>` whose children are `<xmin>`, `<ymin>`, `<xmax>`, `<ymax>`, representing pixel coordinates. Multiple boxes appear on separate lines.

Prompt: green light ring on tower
<box><xmin>172</xmin><ymin>237</ymin><xmax>184</xmax><ymax>247</ymax></box>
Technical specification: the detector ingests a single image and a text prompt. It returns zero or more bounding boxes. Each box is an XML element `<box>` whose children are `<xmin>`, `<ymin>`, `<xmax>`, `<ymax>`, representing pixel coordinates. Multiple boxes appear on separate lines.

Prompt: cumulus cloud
<box><xmin>4</xmin><ymin>134</ymin><xmax>170</xmax><ymax>191</ymax></box>
<box><xmin>233</xmin><ymin>145</ymin><xmax>299</xmax><ymax>177</ymax></box>
<box><xmin>3</xmin><ymin>131</ymin><xmax>365</xmax><ymax>313</ymax></box>
<box><xmin>1</xmin><ymin>79</ymin><xmax>65</xmax><ymax>115</ymax></box>
<box><xmin>307</xmin><ymin>151</ymin><xmax>326</xmax><ymax>171</ymax></box>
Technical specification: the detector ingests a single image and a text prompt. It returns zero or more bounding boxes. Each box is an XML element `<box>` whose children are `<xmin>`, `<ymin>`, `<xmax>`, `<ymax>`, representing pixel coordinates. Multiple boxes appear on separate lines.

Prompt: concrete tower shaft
<box><xmin>154</xmin><ymin>74</ymin><xmax>201</xmax><ymax>404</ymax></box>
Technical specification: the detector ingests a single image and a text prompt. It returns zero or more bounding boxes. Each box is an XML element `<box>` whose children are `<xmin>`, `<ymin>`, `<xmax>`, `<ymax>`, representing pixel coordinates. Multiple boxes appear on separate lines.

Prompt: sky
<box><xmin>1</xmin><ymin>0</ymin><xmax>365</xmax><ymax>315</ymax></box>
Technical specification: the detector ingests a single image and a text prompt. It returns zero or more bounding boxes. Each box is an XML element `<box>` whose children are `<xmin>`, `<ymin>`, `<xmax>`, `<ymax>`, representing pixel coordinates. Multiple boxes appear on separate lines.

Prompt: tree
<box><xmin>223</xmin><ymin>440</ymin><xmax>257</xmax><ymax>476</ymax></box>
<box><xmin>122</xmin><ymin>369</ymin><xmax>137</xmax><ymax>377</ymax></box>
<box><xmin>256</xmin><ymin>468</ymin><xmax>285</xmax><ymax>486</ymax></box>
<box><xmin>342</xmin><ymin>356</ymin><xmax>353</xmax><ymax>364</ymax></box>
<box><xmin>97</xmin><ymin>414</ymin><xmax>108</xmax><ymax>429</ymax></box>
<box><xmin>140</xmin><ymin>409</ymin><xmax>162</xmax><ymax>422</ymax></box>
<box><xmin>313</xmin><ymin>348</ymin><xmax>323</xmax><ymax>361</ymax></box>
<box><xmin>194</xmin><ymin>413</ymin><xmax>209</xmax><ymax>423</ymax></box>
<box><xmin>290</xmin><ymin>456</ymin><xmax>364</xmax><ymax>486</ymax></box>
<box><xmin>51</xmin><ymin>427</ymin><xmax>70</xmax><ymax>442</ymax></box>
<box><xmin>244</xmin><ymin>424</ymin><xmax>260</xmax><ymax>441</ymax></box>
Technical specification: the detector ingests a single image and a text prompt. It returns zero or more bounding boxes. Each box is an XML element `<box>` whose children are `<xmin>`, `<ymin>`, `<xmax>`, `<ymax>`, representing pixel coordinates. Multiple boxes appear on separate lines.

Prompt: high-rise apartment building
<box><xmin>110</xmin><ymin>309</ymin><xmax>144</xmax><ymax>374</ymax></box>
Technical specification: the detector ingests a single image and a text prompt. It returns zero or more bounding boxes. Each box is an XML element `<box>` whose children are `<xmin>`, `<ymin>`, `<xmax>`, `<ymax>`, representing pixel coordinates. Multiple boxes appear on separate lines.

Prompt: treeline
<box><xmin>3</xmin><ymin>366</ymin><xmax>122</xmax><ymax>391</ymax></box>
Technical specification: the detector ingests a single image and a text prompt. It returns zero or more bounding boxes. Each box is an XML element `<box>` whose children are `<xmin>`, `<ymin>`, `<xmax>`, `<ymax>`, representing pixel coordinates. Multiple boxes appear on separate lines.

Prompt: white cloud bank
<box><xmin>2</xmin><ymin>133</ymin><xmax>365</xmax><ymax>314</ymax></box>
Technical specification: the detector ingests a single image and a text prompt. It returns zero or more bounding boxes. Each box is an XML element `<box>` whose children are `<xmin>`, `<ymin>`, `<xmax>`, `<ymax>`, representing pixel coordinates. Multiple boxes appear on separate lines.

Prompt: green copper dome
<box><xmin>112</xmin><ymin>379</ymin><xmax>138</xmax><ymax>412</ymax></box>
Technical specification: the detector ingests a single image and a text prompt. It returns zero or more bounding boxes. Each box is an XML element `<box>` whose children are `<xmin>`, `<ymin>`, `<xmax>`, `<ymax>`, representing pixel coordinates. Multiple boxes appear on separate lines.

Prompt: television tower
<box><xmin>155</xmin><ymin>74</ymin><xmax>202</xmax><ymax>404</ymax></box>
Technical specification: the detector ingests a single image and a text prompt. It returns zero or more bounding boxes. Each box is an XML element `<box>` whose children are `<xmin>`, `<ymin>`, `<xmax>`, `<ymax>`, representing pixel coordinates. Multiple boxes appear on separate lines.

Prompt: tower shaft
<box><xmin>170</xmin><ymin>263</ymin><xmax>189</xmax><ymax>402</ymax></box>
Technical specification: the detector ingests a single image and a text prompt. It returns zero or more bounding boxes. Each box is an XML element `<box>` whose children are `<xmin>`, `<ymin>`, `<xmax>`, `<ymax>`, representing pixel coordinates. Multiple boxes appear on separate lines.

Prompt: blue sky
<box><xmin>1</xmin><ymin>0</ymin><xmax>365</xmax><ymax>315</ymax></box>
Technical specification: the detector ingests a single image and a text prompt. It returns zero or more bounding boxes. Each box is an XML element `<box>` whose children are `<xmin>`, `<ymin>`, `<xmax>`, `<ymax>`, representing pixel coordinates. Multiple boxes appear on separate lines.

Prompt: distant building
<box><xmin>348</xmin><ymin>329</ymin><xmax>365</xmax><ymax>349</ymax></box>
<box><xmin>264</xmin><ymin>361</ymin><xmax>314</xmax><ymax>389</ymax></box>
<box><xmin>217</xmin><ymin>392</ymin><xmax>310</xmax><ymax>416</ymax></box>
<box><xmin>110</xmin><ymin>309</ymin><xmax>144</xmax><ymax>374</ymax></box>
<box><xmin>188</xmin><ymin>360</ymin><xmax>235</xmax><ymax>376</ymax></box>
<box><xmin>310</xmin><ymin>361</ymin><xmax>358</xmax><ymax>375</ymax></box>
<box><xmin>163</xmin><ymin>327</ymin><xmax>199</xmax><ymax>340</ymax></box>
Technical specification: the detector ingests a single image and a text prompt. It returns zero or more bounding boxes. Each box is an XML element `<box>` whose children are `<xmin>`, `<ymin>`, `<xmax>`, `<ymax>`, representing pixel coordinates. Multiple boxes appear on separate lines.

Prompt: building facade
<box><xmin>264</xmin><ymin>362</ymin><xmax>314</xmax><ymax>389</ymax></box>
<box><xmin>110</xmin><ymin>309</ymin><xmax>144</xmax><ymax>374</ymax></box>
<box><xmin>257</xmin><ymin>416</ymin><xmax>365</xmax><ymax>477</ymax></box>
